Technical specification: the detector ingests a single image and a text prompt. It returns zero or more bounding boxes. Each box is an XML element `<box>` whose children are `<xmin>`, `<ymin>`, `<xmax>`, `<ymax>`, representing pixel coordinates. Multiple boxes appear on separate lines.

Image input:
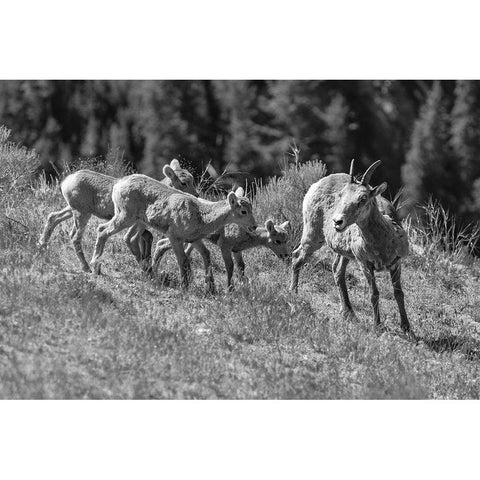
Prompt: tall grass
<box><xmin>406</xmin><ymin>198</ymin><xmax>480</xmax><ymax>266</ymax></box>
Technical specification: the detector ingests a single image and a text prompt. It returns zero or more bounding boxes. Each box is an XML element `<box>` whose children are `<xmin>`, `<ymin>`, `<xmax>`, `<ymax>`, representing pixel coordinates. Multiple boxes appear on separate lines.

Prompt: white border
<box><xmin>2</xmin><ymin>0</ymin><xmax>480</xmax><ymax>79</ymax></box>
<box><xmin>1</xmin><ymin>401</ymin><xmax>479</xmax><ymax>479</ymax></box>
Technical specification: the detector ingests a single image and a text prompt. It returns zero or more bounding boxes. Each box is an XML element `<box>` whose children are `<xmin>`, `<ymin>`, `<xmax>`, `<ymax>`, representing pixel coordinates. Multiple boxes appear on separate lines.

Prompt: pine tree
<box><xmin>450</xmin><ymin>80</ymin><xmax>480</xmax><ymax>216</ymax></box>
<box><xmin>402</xmin><ymin>81</ymin><xmax>462</xmax><ymax>212</ymax></box>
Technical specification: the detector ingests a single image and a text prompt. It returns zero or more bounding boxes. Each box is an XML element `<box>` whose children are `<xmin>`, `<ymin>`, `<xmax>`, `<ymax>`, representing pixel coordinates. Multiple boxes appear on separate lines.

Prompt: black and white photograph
<box><xmin>1</xmin><ymin>1</ymin><xmax>480</xmax><ymax>478</ymax></box>
<box><xmin>2</xmin><ymin>77</ymin><xmax>480</xmax><ymax>400</ymax></box>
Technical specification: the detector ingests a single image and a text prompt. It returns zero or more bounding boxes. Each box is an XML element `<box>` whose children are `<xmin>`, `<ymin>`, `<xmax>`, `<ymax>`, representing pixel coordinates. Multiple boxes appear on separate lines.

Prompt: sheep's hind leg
<box><xmin>139</xmin><ymin>230</ymin><xmax>154</xmax><ymax>270</ymax></box>
<box><xmin>71</xmin><ymin>212</ymin><xmax>92</xmax><ymax>272</ymax></box>
<box><xmin>152</xmin><ymin>238</ymin><xmax>171</xmax><ymax>270</ymax></box>
<box><xmin>389</xmin><ymin>262</ymin><xmax>413</xmax><ymax>337</ymax></box>
<box><xmin>124</xmin><ymin>224</ymin><xmax>153</xmax><ymax>274</ymax></box>
<box><xmin>90</xmin><ymin>213</ymin><xmax>135</xmax><ymax>275</ymax></box>
<box><xmin>362</xmin><ymin>262</ymin><xmax>382</xmax><ymax>330</ymax></box>
<box><xmin>38</xmin><ymin>206</ymin><xmax>73</xmax><ymax>247</ymax></box>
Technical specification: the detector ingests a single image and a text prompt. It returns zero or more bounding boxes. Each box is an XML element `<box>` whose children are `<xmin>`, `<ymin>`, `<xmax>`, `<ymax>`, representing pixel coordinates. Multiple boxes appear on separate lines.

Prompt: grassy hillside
<box><xmin>1</xmin><ymin>127</ymin><xmax>480</xmax><ymax>399</ymax></box>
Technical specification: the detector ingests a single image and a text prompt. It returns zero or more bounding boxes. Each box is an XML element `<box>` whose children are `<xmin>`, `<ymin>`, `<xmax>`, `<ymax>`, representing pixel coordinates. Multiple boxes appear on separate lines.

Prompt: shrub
<box><xmin>64</xmin><ymin>146</ymin><xmax>131</xmax><ymax>179</ymax></box>
<box><xmin>253</xmin><ymin>158</ymin><xmax>327</xmax><ymax>247</ymax></box>
<box><xmin>0</xmin><ymin>125</ymin><xmax>41</xmax><ymax>192</ymax></box>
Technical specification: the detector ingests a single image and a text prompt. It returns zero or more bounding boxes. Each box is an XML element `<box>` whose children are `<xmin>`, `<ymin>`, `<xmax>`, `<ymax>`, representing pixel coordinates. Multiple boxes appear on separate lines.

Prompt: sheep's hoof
<box><xmin>157</xmin><ymin>271</ymin><xmax>172</xmax><ymax>286</ymax></box>
<box><xmin>341</xmin><ymin>309</ymin><xmax>357</xmax><ymax>322</ymax></box>
<box><xmin>144</xmin><ymin>266</ymin><xmax>154</xmax><ymax>277</ymax></box>
<box><xmin>374</xmin><ymin>323</ymin><xmax>387</xmax><ymax>335</ymax></box>
<box><xmin>205</xmin><ymin>282</ymin><xmax>216</xmax><ymax>296</ymax></box>
<box><xmin>82</xmin><ymin>265</ymin><xmax>92</xmax><ymax>273</ymax></box>
<box><xmin>402</xmin><ymin>329</ymin><xmax>417</xmax><ymax>343</ymax></box>
<box><xmin>90</xmin><ymin>262</ymin><xmax>101</xmax><ymax>275</ymax></box>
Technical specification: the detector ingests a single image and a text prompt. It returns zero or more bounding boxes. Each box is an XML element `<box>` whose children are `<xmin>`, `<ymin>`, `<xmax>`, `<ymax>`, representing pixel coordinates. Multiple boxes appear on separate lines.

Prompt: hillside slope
<box><xmin>1</xmin><ymin>132</ymin><xmax>480</xmax><ymax>399</ymax></box>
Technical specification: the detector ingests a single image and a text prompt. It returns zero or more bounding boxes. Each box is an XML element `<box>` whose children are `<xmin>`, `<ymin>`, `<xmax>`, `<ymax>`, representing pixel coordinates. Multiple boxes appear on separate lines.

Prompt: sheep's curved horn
<box><xmin>361</xmin><ymin>160</ymin><xmax>382</xmax><ymax>186</ymax></box>
<box><xmin>349</xmin><ymin>159</ymin><xmax>355</xmax><ymax>183</ymax></box>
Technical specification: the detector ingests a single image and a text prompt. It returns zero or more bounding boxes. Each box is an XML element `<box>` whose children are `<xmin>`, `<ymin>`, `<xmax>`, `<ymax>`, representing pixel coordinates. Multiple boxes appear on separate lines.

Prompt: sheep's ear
<box><xmin>279</xmin><ymin>221</ymin><xmax>290</xmax><ymax>230</ymax></box>
<box><xmin>235</xmin><ymin>187</ymin><xmax>244</xmax><ymax>197</ymax></box>
<box><xmin>227</xmin><ymin>191</ymin><xmax>238</xmax><ymax>208</ymax></box>
<box><xmin>265</xmin><ymin>219</ymin><xmax>274</xmax><ymax>233</ymax></box>
<box><xmin>372</xmin><ymin>182</ymin><xmax>388</xmax><ymax>196</ymax></box>
<box><xmin>163</xmin><ymin>165</ymin><xmax>176</xmax><ymax>180</ymax></box>
<box><xmin>170</xmin><ymin>158</ymin><xmax>181</xmax><ymax>170</ymax></box>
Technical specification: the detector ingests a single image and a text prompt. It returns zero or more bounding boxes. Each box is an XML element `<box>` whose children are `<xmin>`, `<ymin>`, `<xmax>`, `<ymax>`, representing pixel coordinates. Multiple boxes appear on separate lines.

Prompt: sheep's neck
<box><xmin>198</xmin><ymin>200</ymin><xmax>232</xmax><ymax>232</ymax></box>
<box><xmin>233</xmin><ymin>228</ymin><xmax>268</xmax><ymax>249</ymax></box>
<box><xmin>254</xmin><ymin>229</ymin><xmax>270</xmax><ymax>247</ymax></box>
<box><xmin>355</xmin><ymin>203</ymin><xmax>391</xmax><ymax>245</ymax></box>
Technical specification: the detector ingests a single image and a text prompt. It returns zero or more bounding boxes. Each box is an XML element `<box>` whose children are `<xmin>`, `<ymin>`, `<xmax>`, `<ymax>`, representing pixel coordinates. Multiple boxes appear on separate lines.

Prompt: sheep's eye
<box><xmin>359</xmin><ymin>195</ymin><xmax>368</xmax><ymax>204</ymax></box>
<box><xmin>275</xmin><ymin>240</ymin><xmax>281</xmax><ymax>245</ymax></box>
<box><xmin>241</xmin><ymin>210</ymin><xmax>247</xmax><ymax>215</ymax></box>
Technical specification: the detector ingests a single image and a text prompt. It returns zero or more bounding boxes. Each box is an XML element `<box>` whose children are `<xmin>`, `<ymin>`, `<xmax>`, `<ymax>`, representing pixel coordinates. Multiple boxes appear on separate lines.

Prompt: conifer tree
<box><xmin>450</xmin><ymin>80</ymin><xmax>480</xmax><ymax>216</ymax></box>
<box><xmin>402</xmin><ymin>81</ymin><xmax>462</xmax><ymax>212</ymax></box>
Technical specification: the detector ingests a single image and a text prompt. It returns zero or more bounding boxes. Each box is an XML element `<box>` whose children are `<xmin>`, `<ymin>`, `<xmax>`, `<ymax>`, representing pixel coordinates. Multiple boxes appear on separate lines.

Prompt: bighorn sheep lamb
<box><xmin>89</xmin><ymin>176</ymin><xmax>257</xmax><ymax>290</ymax></box>
<box><xmin>38</xmin><ymin>159</ymin><xmax>197</xmax><ymax>272</ymax></box>
<box><xmin>290</xmin><ymin>160</ymin><xmax>412</xmax><ymax>335</ymax></box>
<box><xmin>153</xmin><ymin>219</ymin><xmax>290</xmax><ymax>290</ymax></box>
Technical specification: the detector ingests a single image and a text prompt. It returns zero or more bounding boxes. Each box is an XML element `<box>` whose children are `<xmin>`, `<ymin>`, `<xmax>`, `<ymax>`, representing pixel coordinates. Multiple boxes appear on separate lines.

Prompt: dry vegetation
<box><xmin>1</xmin><ymin>127</ymin><xmax>480</xmax><ymax>399</ymax></box>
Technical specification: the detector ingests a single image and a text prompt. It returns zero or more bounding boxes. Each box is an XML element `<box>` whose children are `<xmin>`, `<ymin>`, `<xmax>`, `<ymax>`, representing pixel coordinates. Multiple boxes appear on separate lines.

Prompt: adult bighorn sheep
<box><xmin>153</xmin><ymin>219</ymin><xmax>290</xmax><ymax>290</ymax></box>
<box><xmin>89</xmin><ymin>176</ymin><xmax>257</xmax><ymax>291</ymax></box>
<box><xmin>38</xmin><ymin>159</ymin><xmax>197</xmax><ymax>273</ymax></box>
<box><xmin>290</xmin><ymin>160</ymin><xmax>412</xmax><ymax>335</ymax></box>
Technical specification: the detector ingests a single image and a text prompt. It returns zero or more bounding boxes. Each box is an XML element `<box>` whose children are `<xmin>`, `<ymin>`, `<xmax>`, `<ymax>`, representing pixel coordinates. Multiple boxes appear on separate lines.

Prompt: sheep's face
<box><xmin>332</xmin><ymin>181</ymin><xmax>387</xmax><ymax>232</ymax></box>
<box><xmin>265</xmin><ymin>220</ymin><xmax>290</xmax><ymax>260</ymax></box>
<box><xmin>163</xmin><ymin>165</ymin><xmax>198</xmax><ymax>197</ymax></box>
<box><xmin>227</xmin><ymin>188</ymin><xmax>257</xmax><ymax>232</ymax></box>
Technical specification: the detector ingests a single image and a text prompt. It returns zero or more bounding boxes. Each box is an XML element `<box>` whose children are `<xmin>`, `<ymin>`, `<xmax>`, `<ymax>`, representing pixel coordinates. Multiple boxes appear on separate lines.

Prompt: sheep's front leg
<box><xmin>389</xmin><ymin>262</ymin><xmax>412</xmax><ymax>335</ymax></box>
<box><xmin>90</xmin><ymin>213</ymin><xmax>135</xmax><ymax>275</ymax></box>
<box><xmin>290</xmin><ymin>240</ymin><xmax>323</xmax><ymax>292</ymax></box>
<box><xmin>192</xmin><ymin>240</ymin><xmax>216</xmax><ymax>294</ymax></box>
<box><xmin>220</xmin><ymin>247</ymin><xmax>235</xmax><ymax>291</ymax></box>
<box><xmin>362</xmin><ymin>262</ymin><xmax>381</xmax><ymax>329</ymax></box>
<box><xmin>170</xmin><ymin>238</ymin><xmax>192</xmax><ymax>290</ymax></box>
<box><xmin>232</xmin><ymin>252</ymin><xmax>246</xmax><ymax>283</ymax></box>
<box><xmin>333</xmin><ymin>254</ymin><xmax>355</xmax><ymax>320</ymax></box>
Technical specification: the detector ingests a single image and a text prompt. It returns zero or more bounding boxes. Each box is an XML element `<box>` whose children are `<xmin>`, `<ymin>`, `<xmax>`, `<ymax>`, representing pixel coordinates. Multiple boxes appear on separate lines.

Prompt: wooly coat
<box><xmin>89</xmin><ymin>176</ymin><xmax>257</xmax><ymax>291</ymax></box>
<box><xmin>38</xmin><ymin>159</ymin><xmax>196</xmax><ymax>272</ymax></box>
<box><xmin>153</xmin><ymin>219</ymin><xmax>290</xmax><ymax>290</ymax></box>
<box><xmin>291</xmin><ymin>160</ymin><xmax>412</xmax><ymax>335</ymax></box>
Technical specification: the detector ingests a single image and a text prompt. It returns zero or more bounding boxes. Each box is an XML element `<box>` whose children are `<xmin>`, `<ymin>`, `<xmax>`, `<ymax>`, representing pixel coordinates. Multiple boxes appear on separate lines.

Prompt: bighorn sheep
<box><xmin>38</xmin><ymin>159</ymin><xmax>197</xmax><ymax>272</ymax></box>
<box><xmin>153</xmin><ymin>219</ymin><xmax>290</xmax><ymax>290</ymax></box>
<box><xmin>89</xmin><ymin>177</ymin><xmax>257</xmax><ymax>291</ymax></box>
<box><xmin>291</xmin><ymin>160</ymin><xmax>412</xmax><ymax>335</ymax></box>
